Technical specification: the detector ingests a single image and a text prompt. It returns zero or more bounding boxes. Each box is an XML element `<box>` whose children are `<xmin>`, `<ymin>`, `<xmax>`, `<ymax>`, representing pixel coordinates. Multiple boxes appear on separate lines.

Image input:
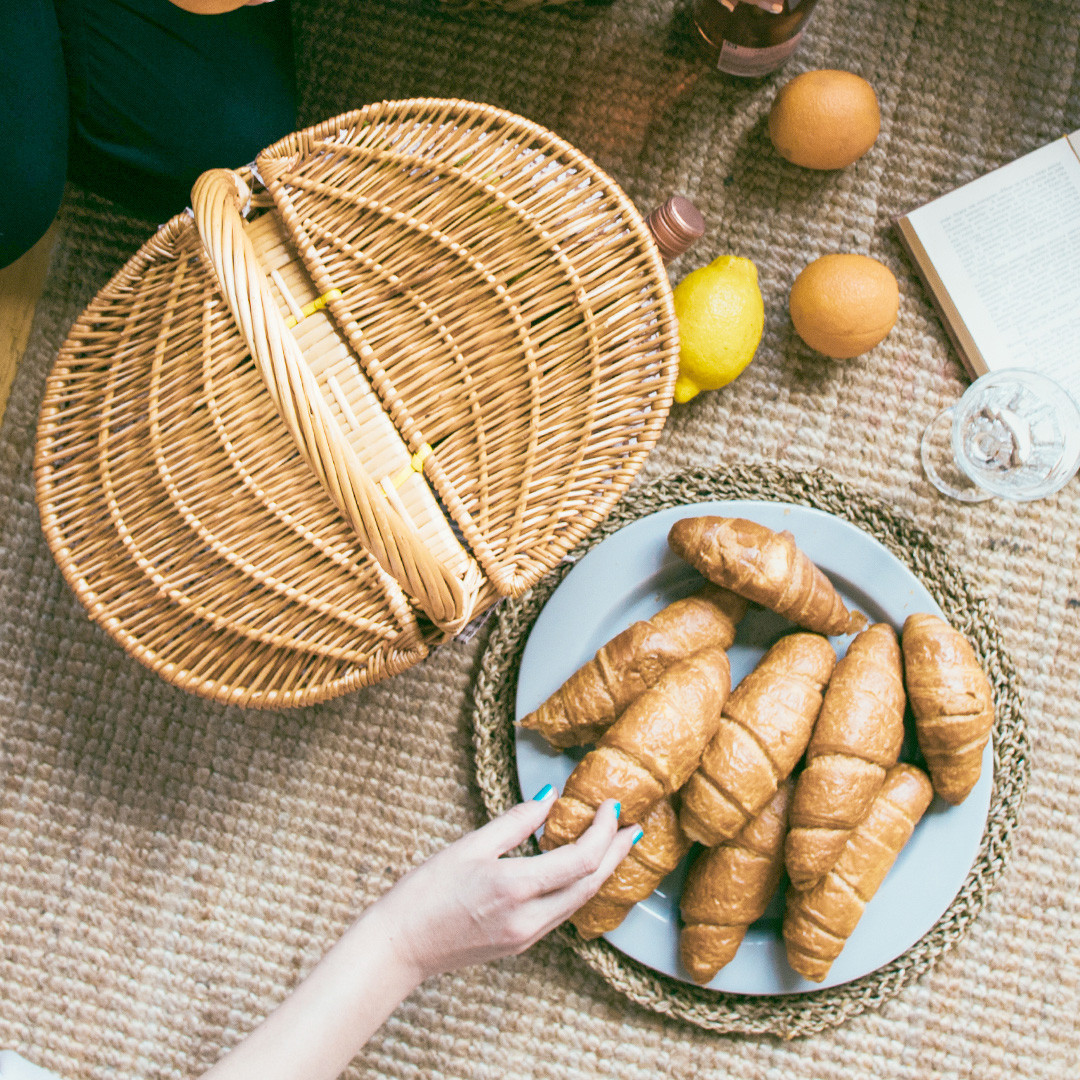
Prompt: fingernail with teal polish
<box><xmin>613</xmin><ymin>801</ymin><xmax>621</xmax><ymax>820</ymax></box>
<box><xmin>532</xmin><ymin>783</ymin><xmax>554</xmax><ymax>802</ymax></box>
<box><xmin>632</xmin><ymin>827</ymin><xmax>645</xmax><ymax>845</ymax></box>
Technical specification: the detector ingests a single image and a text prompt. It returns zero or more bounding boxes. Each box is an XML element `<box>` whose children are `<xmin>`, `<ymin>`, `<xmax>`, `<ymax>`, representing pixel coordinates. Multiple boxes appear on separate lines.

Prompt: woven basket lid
<box><xmin>35</xmin><ymin>99</ymin><xmax>678</xmax><ymax>707</ymax></box>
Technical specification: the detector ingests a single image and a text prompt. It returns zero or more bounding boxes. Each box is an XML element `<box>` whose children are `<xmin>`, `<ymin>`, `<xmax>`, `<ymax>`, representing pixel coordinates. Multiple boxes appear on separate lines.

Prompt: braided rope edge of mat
<box><xmin>470</xmin><ymin>462</ymin><xmax>1029</xmax><ymax>1038</ymax></box>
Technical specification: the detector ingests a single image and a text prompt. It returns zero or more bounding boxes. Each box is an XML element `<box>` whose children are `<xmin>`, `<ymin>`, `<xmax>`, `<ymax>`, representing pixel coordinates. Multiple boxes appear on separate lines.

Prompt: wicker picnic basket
<box><xmin>34</xmin><ymin>99</ymin><xmax>678</xmax><ymax>708</ymax></box>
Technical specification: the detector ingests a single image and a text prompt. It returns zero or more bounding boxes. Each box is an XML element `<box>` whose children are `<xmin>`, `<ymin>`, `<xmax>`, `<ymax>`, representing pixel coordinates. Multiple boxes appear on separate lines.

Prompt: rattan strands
<box><xmin>471</xmin><ymin>464</ymin><xmax>1028</xmax><ymax>1038</ymax></box>
<box><xmin>36</xmin><ymin>213</ymin><xmax>428</xmax><ymax>708</ymax></box>
<box><xmin>254</xmin><ymin>103</ymin><xmax>676</xmax><ymax>595</ymax></box>
<box><xmin>35</xmin><ymin>99</ymin><xmax>677</xmax><ymax>707</ymax></box>
<box><xmin>192</xmin><ymin>168</ymin><xmax>483</xmax><ymax>636</ymax></box>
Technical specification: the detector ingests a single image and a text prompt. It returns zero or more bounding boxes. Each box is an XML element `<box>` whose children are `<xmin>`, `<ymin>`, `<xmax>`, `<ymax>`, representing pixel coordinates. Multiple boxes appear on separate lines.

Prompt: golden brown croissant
<box><xmin>668</xmin><ymin>516</ymin><xmax>866</xmax><ymax>636</ymax></box>
<box><xmin>679</xmin><ymin>633</ymin><xmax>835</xmax><ymax>846</ymax></box>
<box><xmin>783</xmin><ymin>763</ymin><xmax>933</xmax><ymax>982</ymax></box>
<box><xmin>679</xmin><ymin>779</ymin><xmax>793</xmax><ymax>984</ymax></box>
<box><xmin>539</xmin><ymin>646</ymin><xmax>731</xmax><ymax>852</ymax></box>
<box><xmin>571</xmin><ymin>797</ymin><xmax>691</xmax><ymax>940</ymax></box>
<box><xmin>902</xmin><ymin>612</ymin><xmax>994</xmax><ymax>805</ymax></box>
<box><xmin>784</xmin><ymin>623</ymin><xmax>906</xmax><ymax>891</ymax></box>
<box><xmin>520</xmin><ymin>586</ymin><xmax>747</xmax><ymax>749</ymax></box>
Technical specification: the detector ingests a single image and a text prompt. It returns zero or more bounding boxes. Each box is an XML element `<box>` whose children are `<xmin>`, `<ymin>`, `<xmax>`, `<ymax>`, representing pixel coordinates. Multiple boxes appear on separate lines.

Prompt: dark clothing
<box><xmin>1</xmin><ymin>0</ymin><xmax>296</xmax><ymax>267</ymax></box>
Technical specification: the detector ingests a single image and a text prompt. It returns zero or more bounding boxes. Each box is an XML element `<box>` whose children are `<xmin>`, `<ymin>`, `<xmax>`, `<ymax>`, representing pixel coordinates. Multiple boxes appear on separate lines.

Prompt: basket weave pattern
<box><xmin>35</xmin><ymin>99</ymin><xmax>677</xmax><ymax>707</ymax></box>
<box><xmin>471</xmin><ymin>464</ymin><xmax>1029</xmax><ymax>1038</ymax></box>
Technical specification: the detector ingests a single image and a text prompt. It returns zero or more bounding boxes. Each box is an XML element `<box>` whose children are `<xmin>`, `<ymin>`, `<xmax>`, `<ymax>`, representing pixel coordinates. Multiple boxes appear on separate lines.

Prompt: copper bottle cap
<box><xmin>645</xmin><ymin>195</ymin><xmax>706</xmax><ymax>263</ymax></box>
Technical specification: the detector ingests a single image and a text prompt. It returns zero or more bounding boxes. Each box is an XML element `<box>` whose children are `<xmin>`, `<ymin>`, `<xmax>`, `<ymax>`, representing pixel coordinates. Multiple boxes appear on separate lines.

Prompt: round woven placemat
<box><xmin>471</xmin><ymin>462</ymin><xmax>1028</xmax><ymax>1039</ymax></box>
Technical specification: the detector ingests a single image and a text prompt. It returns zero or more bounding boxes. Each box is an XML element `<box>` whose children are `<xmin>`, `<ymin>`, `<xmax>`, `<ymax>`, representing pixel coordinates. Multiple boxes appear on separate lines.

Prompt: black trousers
<box><xmin>1</xmin><ymin>0</ymin><xmax>296</xmax><ymax>267</ymax></box>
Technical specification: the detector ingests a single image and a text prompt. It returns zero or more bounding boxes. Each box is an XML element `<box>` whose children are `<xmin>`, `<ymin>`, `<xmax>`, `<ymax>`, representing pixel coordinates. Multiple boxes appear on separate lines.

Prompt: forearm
<box><xmin>197</xmin><ymin>796</ymin><xmax>633</xmax><ymax>1079</ymax></box>
<box><xmin>201</xmin><ymin>904</ymin><xmax>422</xmax><ymax>1080</ymax></box>
<box><xmin>167</xmin><ymin>1</ymin><xmax>254</xmax><ymax>13</ymax></box>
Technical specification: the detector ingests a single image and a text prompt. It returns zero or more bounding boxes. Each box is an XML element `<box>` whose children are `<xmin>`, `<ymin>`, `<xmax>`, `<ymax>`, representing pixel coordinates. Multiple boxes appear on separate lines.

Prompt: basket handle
<box><xmin>191</xmin><ymin>168</ymin><xmax>476</xmax><ymax>633</ymax></box>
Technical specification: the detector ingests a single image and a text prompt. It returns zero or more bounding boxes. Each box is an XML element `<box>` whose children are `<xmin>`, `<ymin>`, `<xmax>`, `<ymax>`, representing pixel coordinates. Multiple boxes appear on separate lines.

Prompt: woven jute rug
<box><xmin>2</xmin><ymin>0</ymin><xmax>1078</xmax><ymax>1077</ymax></box>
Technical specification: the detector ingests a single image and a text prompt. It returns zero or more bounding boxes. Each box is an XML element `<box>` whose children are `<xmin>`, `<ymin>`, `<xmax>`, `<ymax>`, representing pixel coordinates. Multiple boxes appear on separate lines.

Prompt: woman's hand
<box><xmin>201</xmin><ymin>792</ymin><xmax>638</xmax><ymax>1080</ymax></box>
<box><xmin>367</xmin><ymin>789</ymin><xmax>641</xmax><ymax>982</ymax></box>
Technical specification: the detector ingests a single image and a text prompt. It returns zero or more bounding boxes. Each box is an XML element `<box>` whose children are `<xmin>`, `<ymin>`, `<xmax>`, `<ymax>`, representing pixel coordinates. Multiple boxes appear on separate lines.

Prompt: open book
<box><xmin>895</xmin><ymin>131</ymin><xmax>1080</xmax><ymax>405</ymax></box>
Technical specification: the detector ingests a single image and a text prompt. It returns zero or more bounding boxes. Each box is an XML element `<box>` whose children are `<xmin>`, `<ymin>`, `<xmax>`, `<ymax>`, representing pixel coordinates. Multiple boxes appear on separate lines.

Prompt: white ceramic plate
<box><xmin>515</xmin><ymin>500</ymin><xmax>993</xmax><ymax>995</ymax></box>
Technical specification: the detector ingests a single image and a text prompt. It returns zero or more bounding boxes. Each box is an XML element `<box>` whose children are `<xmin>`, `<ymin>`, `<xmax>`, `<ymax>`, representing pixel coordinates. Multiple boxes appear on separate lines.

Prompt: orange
<box><xmin>788</xmin><ymin>254</ymin><xmax>898</xmax><ymax>359</ymax></box>
<box><xmin>768</xmin><ymin>70</ymin><xmax>880</xmax><ymax>170</ymax></box>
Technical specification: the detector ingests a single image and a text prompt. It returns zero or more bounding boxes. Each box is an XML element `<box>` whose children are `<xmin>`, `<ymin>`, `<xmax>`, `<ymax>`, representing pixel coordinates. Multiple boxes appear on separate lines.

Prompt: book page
<box><xmin>905</xmin><ymin>136</ymin><xmax>1080</xmax><ymax>404</ymax></box>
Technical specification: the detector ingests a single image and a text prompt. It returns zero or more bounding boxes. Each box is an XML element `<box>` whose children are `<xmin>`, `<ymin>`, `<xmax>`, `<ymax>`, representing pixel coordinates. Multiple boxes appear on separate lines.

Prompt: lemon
<box><xmin>673</xmin><ymin>256</ymin><xmax>765</xmax><ymax>404</ymax></box>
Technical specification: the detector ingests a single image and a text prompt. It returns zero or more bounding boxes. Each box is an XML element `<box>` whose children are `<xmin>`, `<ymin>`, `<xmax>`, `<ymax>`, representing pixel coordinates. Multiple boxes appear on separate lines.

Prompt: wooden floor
<box><xmin>0</xmin><ymin>225</ymin><xmax>58</xmax><ymax>424</ymax></box>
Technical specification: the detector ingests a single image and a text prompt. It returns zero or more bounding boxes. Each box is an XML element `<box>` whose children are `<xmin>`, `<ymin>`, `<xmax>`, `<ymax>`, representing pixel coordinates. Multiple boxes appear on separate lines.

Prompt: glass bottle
<box><xmin>645</xmin><ymin>195</ymin><xmax>706</xmax><ymax>263</ymax></box>
<box><xmin>691</xmin><ymin>0</ymin><xmax>822</xmax><ymax>79</ymax></box>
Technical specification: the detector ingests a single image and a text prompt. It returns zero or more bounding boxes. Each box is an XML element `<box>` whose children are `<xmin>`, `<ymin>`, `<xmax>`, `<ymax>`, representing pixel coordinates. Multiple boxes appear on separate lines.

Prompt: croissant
<box><xmin>783</xmin><ymin>763</ymin><xmax>933</xmax><ymax>982</ymax></box>
<box><xmin>668</xmin><ymin>516</ymin><xmax>866</xmax><ymax>636</ymax></box>
<box><xmin>679</xmin><ymin>633</ymin><xmax>835</xmax><ymax>846</ymax></box>
<box><xmin>679</xmin><ymin>780</ymin><xmax>793</xmax><ymax>984</ymax></box>
<box><xmin>784</xmin><ymin>623</ymin><xmax>906</xmax><ymax>891</ymax></box>
<box><xmin>571</xmin><ymin>797</ymin><xmax>691</xmax><ymax>940</ymax></box>
<box><xmin>520</xmin><ymin>585</ymin><xmax>747</xmax><ymax>749</ymax></box>
<box><xmin>902</xmin><ymin>612</ymin><xmax>994</xmax><ymax>804</ymax></box>
<box><xmin>539</xmin><ymin>646</ymin><xmax>731</xmax><ymax>852</ymax></box>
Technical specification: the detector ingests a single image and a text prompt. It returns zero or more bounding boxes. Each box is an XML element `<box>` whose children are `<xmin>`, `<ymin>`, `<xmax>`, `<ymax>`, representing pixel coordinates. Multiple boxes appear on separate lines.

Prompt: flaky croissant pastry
<box><xmin>539</xmin><ymin>646</ymin><xmax>730</xmax><ymax>852</ymax></box>
<box><xmin>679</xmin><ymin>780</ymin><xmax>793</xmax><ymax>984</ymax></box>
<box><xmin>679</xmin><ymin>633</ymin><xmax>836</xmax><ymax>846</ymax></box>
<box><xmin>571</xmin><ymin>797</ymin><xmax>691</xmax><ymax>940</ymax></box>
<box><xmin>785</xmin><ymin>623</ymin><xmax>906</xmax><ymax>891</ymax></box>
<box><xmin>783</xmin><ymin>763</ymin><xmax>933</xmax><ymax>982</ymax></box>
<box><xmin>902</xmin><ymin>612</ymin><xmax>994</xmax><ymax>805</ymax></box>
<box><xmin>520</xmin><ymin>585</ymin><xmax>746</xmax><ymax>749</ymax></box>
<box><xmin>668</xmin><ymin>516</ymin><xmax>866</xmax><ymax>636</ymax></box>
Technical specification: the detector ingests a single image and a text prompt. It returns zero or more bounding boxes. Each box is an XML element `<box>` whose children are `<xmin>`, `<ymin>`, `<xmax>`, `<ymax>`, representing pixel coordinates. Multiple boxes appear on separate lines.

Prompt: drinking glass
<box><xmin>920</xmin><ymin>369</ymin><xmax>1080</xmax><ymax>502</ymax></box>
